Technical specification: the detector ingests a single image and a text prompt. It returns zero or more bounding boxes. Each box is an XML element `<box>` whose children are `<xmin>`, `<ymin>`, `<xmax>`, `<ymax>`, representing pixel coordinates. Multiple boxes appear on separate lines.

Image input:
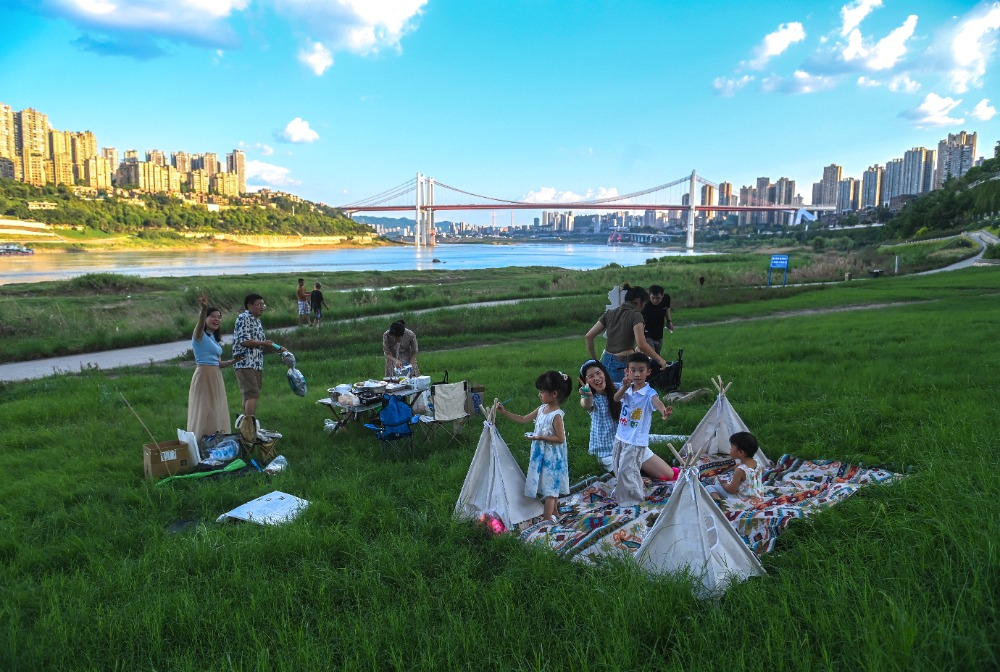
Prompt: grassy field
<box><xmin>0</xmin><ymin>237</ymin><xmax>979</xmax><ymax>364</ymax></box>
<box><xmin>1</xmin><ymin>264</ymin><xmax>998</xmax><ymax>670</ymax></box>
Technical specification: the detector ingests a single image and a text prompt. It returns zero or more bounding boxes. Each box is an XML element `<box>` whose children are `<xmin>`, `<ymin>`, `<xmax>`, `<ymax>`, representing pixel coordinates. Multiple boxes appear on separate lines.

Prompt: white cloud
<box><xmin>888</xmin><ymin>73</ymin><xmax>921</xmax><ymax>93</ymax></box>
<box><xmin>245</xmin><ymin>159</ymin><xmax>301</xmax><ymax>189</ymax></box>
<box><xmin>971</xmin><ymin>98</ymin><xmax>997</xmax><ymax>120</ymax></box>
<box><xmin>276</xmin><ymin>118</ymin><xmax>320</xmax><ymax>143</ymax></box>
<box><xmin>948</xmin><ymin>4</ymin><xmax>1000</xmax><ymax>93</ymax></box>
<box><xmin>761</xmin><ymin>70</ymin><xmax>837</xmax><ymax>94</ymax></box>
<box><xmin>712</xmin><ymin>75</ymin><xmax>754</xmax><ymax>96</ymax></box>
<box><xmin>46</xmin><ymin>0</ymin><xmax>249</xmax><ymax>45</ymax></box>
<box><xmin>902</xmin><ymin>92</ymin><xmax>964</xmax><ymax>127</ymax></box>
<box><xmin>521</xmin><ymin>187</ymin><xmax>620</xmax><ymax>204</ymax></box>
<box><xmin>857</xmin><ymin>75</ymin><xmax>881</xmax><ymax>87</ymax></box>
<box><xmin>275</xmin><ymin>0</ymin><xmax>427</xmax><ymax>57</ymax></box>
<box><xmin>255</xmin><ymin>143</ymin><xmax>274</xmax><ymax>156</ymax></box>
<box><xmin>840</xmin><ymin>14</ymin><xmax>917</xmax><ymax>71</ymax></box>
<box><xmin>746</xmin><ymin>22</ymin><xmax>806</xmax><ymax>70</ymax></box>
<box><xmin>299</xmin><ymin>41</ymin><xmax>333</xmax><ymax>76</ymax></box>
<box><xmin>840</xmin><ymin>0</ymin><xmax>882</xmax><ymax>37</ymax></box>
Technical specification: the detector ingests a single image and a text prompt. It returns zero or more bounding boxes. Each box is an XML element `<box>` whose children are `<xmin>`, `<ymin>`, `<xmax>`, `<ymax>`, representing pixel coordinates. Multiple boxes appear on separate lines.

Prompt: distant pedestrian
<box><xmin>641</xmin><ymin>284</ymin><xmax>672</xmax><ymax>355</ymax></box>
<box><xmin>296</xmin><ymin>278</ymin><xmax>310</xmax><ymax>326</ymax></box>
<box><xmin>232</xmin><ymin>293</ymin><xmax>286</xmax><ymax>419</ymax></box>
<box><xmin>310</xmin><ymin>282</ymin><xmax>330</xmax><ymax>328</ymax></box>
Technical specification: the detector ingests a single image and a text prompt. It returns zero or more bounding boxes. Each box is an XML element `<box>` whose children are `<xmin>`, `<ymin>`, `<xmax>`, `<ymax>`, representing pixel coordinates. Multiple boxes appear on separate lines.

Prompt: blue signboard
<box><xmin>767</xmin><ymin>255</ymin><xmax>790</xmax><ymax>286</ymax></box>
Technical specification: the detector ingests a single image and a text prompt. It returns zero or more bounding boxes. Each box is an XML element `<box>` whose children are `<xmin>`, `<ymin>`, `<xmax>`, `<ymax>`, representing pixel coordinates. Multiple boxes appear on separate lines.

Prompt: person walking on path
<box><xmin>232</xmin><ymin>293</ymin><xmax>286</xmax><ymax>418</ymax></box>
<box><xmin>296</xmin><ymin>278</ymin><xmax>310</xmax><ymax>326</ymax></box>
<box><xmin>310</xmin><ymin>282</ymin><xmax>330</xmax><ymax>328</ymax></box>
<box><xmin>641</xmin><ymin>284</ymin><xmax>672</xmax><ymax>355</ymax></box>
<box><xmin>187</xmin><ymin>294</ymin><xmax>239</xmax><ymax>444</ymax></box>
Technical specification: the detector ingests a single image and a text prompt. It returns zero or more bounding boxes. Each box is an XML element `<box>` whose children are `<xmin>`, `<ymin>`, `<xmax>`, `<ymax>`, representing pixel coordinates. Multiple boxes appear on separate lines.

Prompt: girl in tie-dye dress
<box><xmin>498</xmin><ymin>371</ymin><xmax>573</xmax><ymax>523</ymax></box>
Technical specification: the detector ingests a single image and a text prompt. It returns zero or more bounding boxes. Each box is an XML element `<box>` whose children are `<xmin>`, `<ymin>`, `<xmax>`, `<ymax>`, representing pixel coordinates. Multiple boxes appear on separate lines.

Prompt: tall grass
<box><xmin>1</xmin><ymin>267</ymin><xmax>998</xmax><ymax>669</ymax></box>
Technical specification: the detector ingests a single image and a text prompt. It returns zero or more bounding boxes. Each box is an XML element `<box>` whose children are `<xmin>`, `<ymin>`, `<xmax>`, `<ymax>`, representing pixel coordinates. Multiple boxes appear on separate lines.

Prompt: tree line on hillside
<box><xmin>0</xmin><ymin>179</ymin><xmax>371</xmax><ymax>237</ymax></box>
<box><xmin>888</xmin><ymin>144</ymin><xmax>1000</xmax><ymax>239</ymax></box>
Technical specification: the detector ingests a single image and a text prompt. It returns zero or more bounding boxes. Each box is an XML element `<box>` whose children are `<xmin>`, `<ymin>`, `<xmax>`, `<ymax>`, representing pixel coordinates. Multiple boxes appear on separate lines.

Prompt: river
<box><xmin>0</xmin><ymin>243</ymin><xmax>703</xmax><ymax>284</ymax></box>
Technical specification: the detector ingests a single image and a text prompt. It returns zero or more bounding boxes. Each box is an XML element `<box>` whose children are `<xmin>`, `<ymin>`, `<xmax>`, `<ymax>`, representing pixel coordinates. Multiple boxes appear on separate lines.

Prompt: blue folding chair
<box><xmin>364</xmin><ymin>394</ymin><xmax>418</xmax><ymax>457</ymax></box>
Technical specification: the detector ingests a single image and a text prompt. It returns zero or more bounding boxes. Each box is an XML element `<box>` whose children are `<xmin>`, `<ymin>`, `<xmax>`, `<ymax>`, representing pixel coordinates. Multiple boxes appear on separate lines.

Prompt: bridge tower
<box><xmin>686</xmin><ymin>170</ymin><xmax>697</xmax><ymax>250</ymax></box>
<box><xmin>414</xmin><ymin>173</ymin><xmax>437</xmax><ymax>247</ymax></box>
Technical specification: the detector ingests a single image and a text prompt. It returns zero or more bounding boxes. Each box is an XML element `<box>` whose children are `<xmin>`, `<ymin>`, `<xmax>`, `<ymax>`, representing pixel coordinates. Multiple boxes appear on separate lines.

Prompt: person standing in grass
<box><xmin>310</xmin><ymin>282</ymin><xmax>330</xmax><ymax>328</ymax></box>
<box><xmin>578</xmin><ymin>358</ymin><xmax>677</xmax><ymax>479</ymax></box>
<box><xmin>612</xmin><ymin>353</ymin><xmax>676</xmax><ymax>506</ymax></box>
<box><xmin>232</xmin><ymin>293</ymin><xmax>286</xmax><ymax>418</ymax></box>
<box><xmin>383</xmin><ymin>320</ymin><xmax>420</xmax><ymax>377</ymax></box>
<box><xmin>584</xmin><ymin>284</ymin><xmax>667</xmax><ymax>385</ymax></box>
<box><xmin>707</xmin><ymin>431</ymin><xmax>763</xmax><ymax>503</ymax></box>
<box><xmin>187</xmin><ymin>294</ymin><xmax>239</xmax><ymax>444</ymax></box>
<box><xmin>641</xmin><ymin>284</ymin><xmax>672</xmax><ymax>355</ymax></box>
<box><xmin>296</xmin><ymin>278</ymin><xmax>310</xmax><ymax>326</ymax></box>
<box><xmin>498</xmin><ymin>371</ymin><xmax>573</xmax><ymax>523</ymax></box>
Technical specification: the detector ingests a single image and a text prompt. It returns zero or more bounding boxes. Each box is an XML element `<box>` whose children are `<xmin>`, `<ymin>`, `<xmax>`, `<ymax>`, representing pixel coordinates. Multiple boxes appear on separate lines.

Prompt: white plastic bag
<box><xmin>176</xmin><ymin>428</ymin><xmax>201</xmax><ymax>466</ymax></box>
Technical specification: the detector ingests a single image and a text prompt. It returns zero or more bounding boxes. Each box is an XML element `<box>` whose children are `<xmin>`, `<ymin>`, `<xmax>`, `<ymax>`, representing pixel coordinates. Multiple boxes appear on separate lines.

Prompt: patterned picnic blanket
<box><xmin>515</xmin><ymin>453</ymin><xmax>903</xmax><ymax>561</ymax></box>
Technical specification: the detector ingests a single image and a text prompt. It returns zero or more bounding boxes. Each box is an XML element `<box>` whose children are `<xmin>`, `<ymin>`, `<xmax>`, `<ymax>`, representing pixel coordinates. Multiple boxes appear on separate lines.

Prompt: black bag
<box><xmin>649</xmin><ymin>349</ymin><xmax>683</xmax><ymax>393</ymax></box>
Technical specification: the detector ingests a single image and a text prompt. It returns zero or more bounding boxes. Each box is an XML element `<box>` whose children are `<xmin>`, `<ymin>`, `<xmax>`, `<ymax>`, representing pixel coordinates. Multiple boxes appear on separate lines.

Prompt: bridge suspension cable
<box><xmin>339</xmin><ymin>178</ymin><xmax>416</xmax><ymax>209</ymax></box>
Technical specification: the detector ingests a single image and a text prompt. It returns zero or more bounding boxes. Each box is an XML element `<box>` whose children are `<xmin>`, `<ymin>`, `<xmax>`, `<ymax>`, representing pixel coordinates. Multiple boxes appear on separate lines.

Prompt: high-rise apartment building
<box><xmin>84</xmin><ymin>157</ymin><xmax>113</xmax><ymax>189</ymax></box>
<box><xmin>123</xmin><ymin>149</ymin><xmax>139</xmax><ymax>163</ymax></box>
<box><xmin>701</xmin><ymin>184</ymin><xmax>716</xmax><ymax>220</ymax></box>
<box><xmin>837</xmin><ymin>178</ymin><xmax>861</xmax><ymax>213</ymax></box>
<box><xmin>172</xmin><ymin>151</ymin><xmax>192</xmax><ymax>173</ymax></box>
<box><xmin>861</xmin><ymin>165</ymin><xmax>883</xmax><ymax>209</ymax></box>
<box><xmin>146</xmin><ymin>149</ymin><xmax>167</xmax><ymax>167</ymax></box>
<box><xmin>189</xmin><ymin>169</ymin><xmax>210</xmax><ymax>194</ymax></box>
<box><xmin>226</xmin><ymin>149</ymin><xmax>246</xmax><ymax>194</ymax></box>
<box><xmin>0</xmin><ymin>103</ymin><xmax>15</xmax><ymax>179</ymax></box>
<box><xmin>821</xmin><ymin>164</ymin><xmax>842</xmax><ymax>206</ymax></box>
<box><xmin>934</xmin><ymin>131</ymin><xmax>977</xmax><ymax>188</ymax></box>
<box><xmin>901</xmin><ymin>147</ymin><xmax>936</xmax><ymax>196</ymax></box>
<box><xmin>882</xmin><ymin>158</ymin><xmax>903</xmax><ymax>206</ymax></box>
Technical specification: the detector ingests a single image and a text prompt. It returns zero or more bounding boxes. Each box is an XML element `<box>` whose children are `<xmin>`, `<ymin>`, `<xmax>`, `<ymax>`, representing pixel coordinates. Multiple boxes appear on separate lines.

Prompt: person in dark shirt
<box><xmin>641</xmin><ymin>284</ymin><xmax>672</xmax><ymax>355</ymax></box>
<box><xmin>310</xmin><ymin>282</ymin><xmax>330</xmax><ymax>328</ymax></box>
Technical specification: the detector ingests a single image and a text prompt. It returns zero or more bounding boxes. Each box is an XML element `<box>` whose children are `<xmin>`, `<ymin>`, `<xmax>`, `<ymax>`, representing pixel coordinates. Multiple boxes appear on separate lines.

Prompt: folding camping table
<box><xmin>317</xmin><ymin>388</ymin><xmax>421</xmax><ymax>435</ymax></box>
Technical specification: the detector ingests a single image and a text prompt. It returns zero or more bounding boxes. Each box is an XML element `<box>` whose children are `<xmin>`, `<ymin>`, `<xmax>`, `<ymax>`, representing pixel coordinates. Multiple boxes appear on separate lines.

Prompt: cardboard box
<box><xmin>143</xmin><ymin>440</ymin><xmax>196</xmax><ymax>479</ymax></box>
<box><xmin>466</xmin><ymin>383</ymin><xmax>486</xmax><ymax>415</ymax></box>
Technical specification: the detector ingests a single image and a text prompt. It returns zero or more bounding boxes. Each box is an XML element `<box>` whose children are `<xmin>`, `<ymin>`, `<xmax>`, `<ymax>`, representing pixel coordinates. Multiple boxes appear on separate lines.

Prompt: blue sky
<box><xmin>1</xmin><ymin>0</ymin><xmax>998</xmax><ymax>224</ymax></box>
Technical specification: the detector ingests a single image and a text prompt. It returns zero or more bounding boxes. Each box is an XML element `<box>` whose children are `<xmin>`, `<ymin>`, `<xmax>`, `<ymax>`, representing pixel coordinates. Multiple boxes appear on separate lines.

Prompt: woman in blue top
<box><xmin>187</xmin><ymin>294</ymin><xmax>239</xmax><ymax>444</ymax></box>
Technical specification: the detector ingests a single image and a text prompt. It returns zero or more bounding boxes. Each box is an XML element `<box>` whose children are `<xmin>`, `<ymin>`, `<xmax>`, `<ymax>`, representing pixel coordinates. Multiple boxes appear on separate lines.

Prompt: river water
<box><xmin>0</xmin><ymin>243</ymin><xmax>701</xmax><ymax>285</ymax></box>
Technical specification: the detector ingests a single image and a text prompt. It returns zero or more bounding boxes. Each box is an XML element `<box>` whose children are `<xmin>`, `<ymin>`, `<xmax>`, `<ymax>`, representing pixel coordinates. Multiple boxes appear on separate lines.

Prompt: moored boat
<box><xmin>0</xmin><ymin>243</ymin><xmax>35</xmax><ymax>255</ymax></box>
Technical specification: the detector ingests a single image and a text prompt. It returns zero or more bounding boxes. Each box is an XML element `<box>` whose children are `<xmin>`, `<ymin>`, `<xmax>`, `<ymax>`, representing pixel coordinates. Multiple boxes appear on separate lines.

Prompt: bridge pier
<box><xmin>686</xmin><ymin>169</ymin><xmax>696</xmax><ymax>251</ymax></box>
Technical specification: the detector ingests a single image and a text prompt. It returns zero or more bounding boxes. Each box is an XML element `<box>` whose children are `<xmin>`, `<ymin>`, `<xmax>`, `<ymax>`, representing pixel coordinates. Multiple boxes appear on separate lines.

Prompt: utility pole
<box><xmin>686</xmin><ymin>170</ymin><xmax>697</xmax><ymax>251</ymax></box>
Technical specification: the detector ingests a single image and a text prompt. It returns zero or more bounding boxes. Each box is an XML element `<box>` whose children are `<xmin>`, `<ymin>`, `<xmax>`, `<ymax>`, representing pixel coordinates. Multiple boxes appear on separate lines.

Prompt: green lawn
<box><xmin>1</xmin><ymin>267</ymin><xmax>998</xmax><ymax>670</ymax></box>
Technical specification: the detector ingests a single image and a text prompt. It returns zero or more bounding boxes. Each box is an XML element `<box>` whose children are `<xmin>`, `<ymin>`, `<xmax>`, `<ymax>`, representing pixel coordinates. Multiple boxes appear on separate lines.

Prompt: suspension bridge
<box><xmin>336</xmin><ymin>171</ymin><xmax>834</xmax><ymax>249</ymax></box>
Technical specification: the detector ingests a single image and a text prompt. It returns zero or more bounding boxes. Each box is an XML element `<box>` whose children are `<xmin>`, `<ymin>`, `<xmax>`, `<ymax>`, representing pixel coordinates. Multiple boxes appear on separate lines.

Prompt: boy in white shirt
<box><xmin>612</xmin><ymin>353</ymin><xmax>676</xmax><ymax>505</ymax></box>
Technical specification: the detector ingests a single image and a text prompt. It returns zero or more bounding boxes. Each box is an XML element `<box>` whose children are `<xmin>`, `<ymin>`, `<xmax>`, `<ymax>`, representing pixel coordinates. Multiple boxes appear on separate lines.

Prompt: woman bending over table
<box><xmin>383</xmin><ymin>320</ymin><xmax>421</xmax><ymax>378</ymax></box>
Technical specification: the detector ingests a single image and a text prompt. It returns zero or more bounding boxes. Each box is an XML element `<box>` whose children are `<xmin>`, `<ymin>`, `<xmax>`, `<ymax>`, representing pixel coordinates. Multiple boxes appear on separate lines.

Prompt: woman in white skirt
<box><xmin>187</xmin><ymin>295</ymin><xmax>239</xmax><ymax>444</ymax></box>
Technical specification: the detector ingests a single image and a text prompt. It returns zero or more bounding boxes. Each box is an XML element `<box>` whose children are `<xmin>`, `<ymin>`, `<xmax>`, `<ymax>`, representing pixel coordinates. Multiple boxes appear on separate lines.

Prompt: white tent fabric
<box><xmin>454</xmin><ymin>416</ymin><xmax>543</xmax><ymax>529</ymax></box>
<box><xmin>681</xmin><ymin>377</ymin><xmax>772</xmax><ymax>468</ymax></box>
<box><xmin>635</xmin><ymin>464</ymin><xmax>765</xmax><ymax>596</ymax></box>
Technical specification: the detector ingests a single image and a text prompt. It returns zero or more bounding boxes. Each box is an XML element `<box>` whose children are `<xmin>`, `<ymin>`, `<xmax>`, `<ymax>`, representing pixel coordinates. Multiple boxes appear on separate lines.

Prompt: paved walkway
<box><xmin>2</xmin><ymin>232</ymin><xmax>995</xmax><ymax>382</ymax></box>
<box><xmin>0</xmin><ymin>298</ymin><xmax>532</xmax><ymax>382</ymax></box>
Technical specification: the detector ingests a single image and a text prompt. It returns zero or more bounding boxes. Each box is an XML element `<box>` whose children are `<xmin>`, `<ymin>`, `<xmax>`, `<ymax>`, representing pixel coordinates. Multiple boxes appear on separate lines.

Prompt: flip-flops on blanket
<box><xmin>515</xmin><ymin>453</ymin><xmax>904</xmax><ymax>560</ymax></box>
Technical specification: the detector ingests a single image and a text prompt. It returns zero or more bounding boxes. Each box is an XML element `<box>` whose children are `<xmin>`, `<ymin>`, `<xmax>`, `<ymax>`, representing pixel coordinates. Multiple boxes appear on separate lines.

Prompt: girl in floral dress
<box><xmin>498</xmin><ymin>371</ymin><xmax>573</xmax><ymax>522</ymax></box>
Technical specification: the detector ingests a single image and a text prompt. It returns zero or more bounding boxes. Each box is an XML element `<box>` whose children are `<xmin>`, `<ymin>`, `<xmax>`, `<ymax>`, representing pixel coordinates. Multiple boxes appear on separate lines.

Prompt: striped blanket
<box><xmin>516</xmin><ymin>453</ymin><xmax>903</xmax><ymax>561</ymax></box>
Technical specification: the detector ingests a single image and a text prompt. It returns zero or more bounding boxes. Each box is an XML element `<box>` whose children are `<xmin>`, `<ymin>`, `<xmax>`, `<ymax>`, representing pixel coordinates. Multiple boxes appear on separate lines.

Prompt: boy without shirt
<box><xmin>611</xmin><ymin>353</ymin><xmax>674</xmax><ymax>506</ymax></box>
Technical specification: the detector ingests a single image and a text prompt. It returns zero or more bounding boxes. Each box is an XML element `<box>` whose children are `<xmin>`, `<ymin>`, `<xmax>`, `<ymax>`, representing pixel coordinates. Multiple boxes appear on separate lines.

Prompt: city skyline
<box><xmin>1</xmin><ymin>1</ymin><xmax>999</xmax><ymax>224</ymax></box>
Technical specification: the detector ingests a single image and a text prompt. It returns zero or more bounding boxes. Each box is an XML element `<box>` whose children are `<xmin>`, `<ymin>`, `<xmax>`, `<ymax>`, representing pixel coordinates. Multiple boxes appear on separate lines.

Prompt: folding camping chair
<box><xmin>364</xmin><ymin>394</ymin><xmax>418</xmax><ymax>457</ymax></box>
<box><xmin>416</xmin><ymin>380</ymin><xmax>470</xmax><ymax>448</ymax></box>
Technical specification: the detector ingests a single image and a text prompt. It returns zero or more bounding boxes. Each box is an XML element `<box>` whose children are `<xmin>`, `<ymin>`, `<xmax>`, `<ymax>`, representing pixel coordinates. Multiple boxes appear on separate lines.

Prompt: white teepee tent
<box><xmin>635</xmin><ymin>443</ymin><xmax>765</xmax><ymax>596</ymax></box>
<box><xmin>681</xmin><ymin>376</ymin><xmax>772</xmax><ymax>468</ymax></box>
<box><xmin>454</xmin><ymin>401</ymin><xmax>544</xmax><ymax>529</ymax></box>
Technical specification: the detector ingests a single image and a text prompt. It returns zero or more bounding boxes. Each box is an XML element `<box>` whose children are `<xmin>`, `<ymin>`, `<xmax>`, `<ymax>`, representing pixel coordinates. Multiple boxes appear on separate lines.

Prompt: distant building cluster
<box><xmin>0</xmin><ymin>102</ymin><xmax>246</xmax><ymax>199</ymax></box>
<box><xmin>810</xmin><ymin>131</ymin><xmax>979</xmax><ymax>215</ymax></box>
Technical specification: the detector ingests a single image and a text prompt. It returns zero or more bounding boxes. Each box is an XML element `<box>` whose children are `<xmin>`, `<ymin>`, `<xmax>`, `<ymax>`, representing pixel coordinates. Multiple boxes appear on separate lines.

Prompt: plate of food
<box><xmin>354</xmin><ymin>380</ymin><xmax>387</xmax><ymax>390</ymax></box>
